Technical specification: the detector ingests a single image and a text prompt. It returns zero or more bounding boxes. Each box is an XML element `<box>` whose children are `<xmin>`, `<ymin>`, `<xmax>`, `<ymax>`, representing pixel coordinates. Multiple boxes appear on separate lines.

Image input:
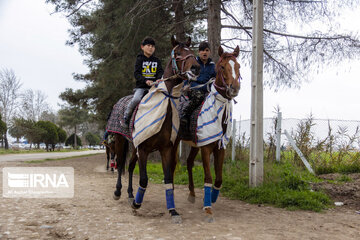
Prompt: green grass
<box><xmin>280</xmin><ymin>150</ymin><xmax>360</xmax><ymax>175</ymax></box>
<box><xmin>24</xmin><ymin>153</ymin><xmax>102</xmax><ymax>163</ymax></box>
<box><xmin>0</xmin><ymin>148</ymin><xmax>91</xmax><ymax>155</ymax></box>
<box><xmin>133</xmin><ymin>159</ymin><xmax>331</xmax><ymax>212</ymax></box>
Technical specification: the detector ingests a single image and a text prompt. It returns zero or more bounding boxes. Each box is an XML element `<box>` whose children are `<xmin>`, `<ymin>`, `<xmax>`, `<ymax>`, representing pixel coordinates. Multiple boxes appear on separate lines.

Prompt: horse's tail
<box><xmin>120</xmin><ymin>138</ymin><xmax>129</xmax><ymax>175</ymax></box>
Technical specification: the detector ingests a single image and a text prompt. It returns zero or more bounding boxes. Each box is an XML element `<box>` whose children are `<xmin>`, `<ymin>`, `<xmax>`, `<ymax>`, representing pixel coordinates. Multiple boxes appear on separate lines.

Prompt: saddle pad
<box><xmin>195</xmin><ymin>85</ymin><xmax>233</xmax><ymax>148</ymax></box>
<box><xmin>106</xmin><ymin>95</ymin><xmax>135</xmax><ymax>142</ymax></box>
<box><xmin>132</xmin><ymin>81</ymin><xmax>183</xmax><ymax>148</ymax></box>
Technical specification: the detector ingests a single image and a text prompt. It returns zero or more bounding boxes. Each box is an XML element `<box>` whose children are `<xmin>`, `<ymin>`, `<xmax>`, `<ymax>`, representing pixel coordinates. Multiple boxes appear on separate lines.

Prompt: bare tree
<box><xmin>0</xmin><ymin>68</ymin><xmax>22</xmax><ymax>149</ymax></box>
<box><xmin>20</xmin><ymin>89</ymin><xmax>51</xmax><ymax>121</ymax></box>
<box><xmin>219</xmin><ymin>0</ymin><xmax>360</xmax><ymax>89</ymax></box>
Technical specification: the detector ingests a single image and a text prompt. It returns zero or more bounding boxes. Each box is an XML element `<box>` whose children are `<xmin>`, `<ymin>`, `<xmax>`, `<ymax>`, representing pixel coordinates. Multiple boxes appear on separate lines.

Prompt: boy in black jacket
<box><xmin>124</xmin><ymin>37</ymin><xmax>164</xmax><ymax>124</ymax></box>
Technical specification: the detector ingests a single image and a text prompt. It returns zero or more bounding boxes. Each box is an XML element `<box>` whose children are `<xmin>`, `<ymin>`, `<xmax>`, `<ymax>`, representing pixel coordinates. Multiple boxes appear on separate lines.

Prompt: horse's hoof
<box><xmin>113</xmin><ymin>191</ymin><xmax>121</xmax><ymax>200</ymax></box>
<box><xmin>128</xmin><ymin>197</ymin><xmax>134</xmax><ymax>206</ymax></box>
<box><xmin>172</xmin><ymin>215</ymin><xmax>182</xmax><ymax>224</ymax></box>
<box><xmin>187</xmin><ymin>194</ymin><xmax>195</xmax><ymax>203</ymax></box>
<box><xmin>204</xmin><ymin>215</ymin><xmax>214</xmax><ymax>223</ymax></box>
<box><xmin>131</xmin><ymin>200</ymin><xmax>141</xmax><ymax>210</ymax></box>
<box><xmin>204</xmin><ymin>207</ymin><xmax>214</xmax><ymax>223</ymax></box>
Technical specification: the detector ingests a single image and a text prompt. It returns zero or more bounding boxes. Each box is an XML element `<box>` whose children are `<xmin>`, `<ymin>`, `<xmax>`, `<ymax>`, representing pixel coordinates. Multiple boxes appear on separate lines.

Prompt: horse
<box><xmin>103</xmin><ymin>137</ymin><xmax>116</xmax><ymax>172</ymax></box>
<box><xmin>174</xmin><ymin>45</ymin><xmax>241</xmax><ymax>222</ymax></box>
<box><xmin>107</xmin><ymin>36</ymin><xmax>200</xmax><ymax>223</ymax></box>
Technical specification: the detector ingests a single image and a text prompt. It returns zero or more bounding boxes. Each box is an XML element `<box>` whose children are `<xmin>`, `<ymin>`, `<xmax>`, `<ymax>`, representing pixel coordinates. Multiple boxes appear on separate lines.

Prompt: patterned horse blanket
<box><xmin>132</xmin><ymin>81</ymin><xmax>183</xmax><ymax>148</ymax></box>
<box><xmin>106</xmin><ymin>81</ymin><xmax>184</xmax><ymax>148</ymax></box>
<box><xmin>106</xmin><ymin>95</ymin><xmax>134</xmax><ymax>142</ymax></box>
<box><xmin>179</xmin><ymin>84</ymin><xmax>233</xmax><ymax>148</ymax></box>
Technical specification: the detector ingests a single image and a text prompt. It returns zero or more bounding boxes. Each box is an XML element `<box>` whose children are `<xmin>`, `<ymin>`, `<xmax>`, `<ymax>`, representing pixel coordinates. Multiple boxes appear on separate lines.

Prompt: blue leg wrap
<box><xmin>204</xmin><ymin>185</ymin><xmax>212</xmax><ymax>208</ymax></box>
<box><xmin>165</xmin><ymin>189</ymin><xmax>175</xmax><ymax>210</ymax></box>
<box><xmin>135</xmin><ymin>187</ymin><xmax>146</xmax><ymax>204</ymax></box>
<box><xmin>211</xmin><ymin>188</ymin><xmax>220</xmax><ymax>203</ymax></box>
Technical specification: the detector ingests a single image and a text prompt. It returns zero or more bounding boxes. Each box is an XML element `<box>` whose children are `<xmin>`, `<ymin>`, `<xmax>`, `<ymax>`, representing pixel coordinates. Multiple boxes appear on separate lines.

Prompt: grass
<box><xmin>24</xmin><ymin>153</ymin><xmax>102</xmax><ymax>163</ymax></box>
<box><xmin>0</xmin><ymin>148</ymin><xmax>91</xmax><ymax>155</ymax></box>
<box><xmin>133</xmin><ymin>159</ymin><xmax>331</xmax><ymax>212</ymax></box>
<box><xmin>281</xmin><ymin>150</ymin><xmax>360</xmax><ymax>175</ymax></box>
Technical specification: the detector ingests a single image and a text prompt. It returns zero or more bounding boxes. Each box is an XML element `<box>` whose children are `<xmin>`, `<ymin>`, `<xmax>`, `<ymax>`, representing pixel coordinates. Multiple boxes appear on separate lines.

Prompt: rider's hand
<box><xmin>146</xmin><ymin>80</ymin><xmax>152</xmax><ymax>86</ymax></box>
<box><xmin>183</xmin><ymin>84</ymin><xmax>190</xmax><ymax>92</ymax></box>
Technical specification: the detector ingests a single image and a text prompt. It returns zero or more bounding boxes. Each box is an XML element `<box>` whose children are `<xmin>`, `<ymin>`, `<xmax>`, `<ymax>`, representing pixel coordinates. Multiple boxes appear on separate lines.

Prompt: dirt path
<box><xmin>0</xmin><ymin>155</ymin><xmax>359</xmax><ymax>240</ymax></box>
<box><xmin>0</xmin><ymin>150</ymin><xmax>105</xmax><ymax>163</ymax></box>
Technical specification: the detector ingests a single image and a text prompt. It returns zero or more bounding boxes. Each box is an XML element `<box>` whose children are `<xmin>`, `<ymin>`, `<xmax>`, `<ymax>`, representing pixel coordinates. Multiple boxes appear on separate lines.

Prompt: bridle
<box><xmin>171</xmin><ymin>45</ymin><xmax>197</xmax><ymax>78</ymax></box>
<box><xmin>213</xmin><ymin>55</ymin><xmax>241</xmax><ymax>99</ymax></box>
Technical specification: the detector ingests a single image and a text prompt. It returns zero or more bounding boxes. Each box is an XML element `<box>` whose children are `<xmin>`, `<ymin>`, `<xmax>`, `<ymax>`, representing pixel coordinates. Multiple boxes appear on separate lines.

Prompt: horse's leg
<box><xmin>127</xmin><ymin>148</ymin><xmax>137</xmax><ymax>205</ymax></box>
<box><xmin>113</xmin><ymin>135</ymin><xmax>128</xmax><ymax>200</ymax></box>
<box><xmin>131</xmin><ymin>148</ymin><xmax>148</xmax><ymax>209</ymax></box>
<box><xmin>110</xmin><ymin>152</ymin><xmax>115</xmax><ymax>172</ymax></box>
<box><xmin>106</xmin><ymin>147</ymin><xmax>110</xmax><ymax>171</ymax></box>
<box><xmin>212</xmin><ymin>147</ymin><xmax>225</xmax><ymax>204</ymax></box>
<box><xmin>201</xmin><ymin>145</ymin><xmax>214</xmax><ymax>223</ymax></box>
<box><xmin>113</xmin><ymin>152</ymin><xmax>123</xmax><ymax>200</ymax></box>
<box><xmin>187</xmin><ymin>146</ymin><xmax>199</xmax><ymax>203</ymax></box>
<box><xmin>160</xmin><ymin>145</ymin><xmax>182</xmax><ymax>224</ymax></box>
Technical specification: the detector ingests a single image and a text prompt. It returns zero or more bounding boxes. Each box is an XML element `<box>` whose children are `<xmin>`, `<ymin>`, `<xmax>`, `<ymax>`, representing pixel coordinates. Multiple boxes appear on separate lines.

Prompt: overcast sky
<box><xmin>0</xmin><ymin>0</ymin><xmax>359</xmax><ymax>121</ymax></box>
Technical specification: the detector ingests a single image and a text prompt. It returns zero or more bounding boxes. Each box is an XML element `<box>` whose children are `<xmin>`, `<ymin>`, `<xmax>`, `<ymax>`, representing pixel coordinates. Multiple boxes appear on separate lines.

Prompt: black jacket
<box><xmin>134</xmin><ymin>53</ymin><xmax>164</xmax><ymax>89</ymax></box>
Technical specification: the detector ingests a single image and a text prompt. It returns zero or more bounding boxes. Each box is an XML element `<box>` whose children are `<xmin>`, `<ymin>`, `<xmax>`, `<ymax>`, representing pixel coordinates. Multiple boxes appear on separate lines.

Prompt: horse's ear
<box><xmin>186</xmin><ymin>37</ymin><xmax>191</xmax><ymax>47</ymax></box>
<box><xmin>171</xmin><ymin>35</ymin><xmax>179</xmax><ymax>47</ymax></box>
<box><xmin>233</xmin><ymin>45</ymin><xmax>240</xmax><ymax>58</ymax></box>
<box><xmin>218</xmin><ymin>46</ymin><xmax>224</xmax><ymax>57</ymax></box>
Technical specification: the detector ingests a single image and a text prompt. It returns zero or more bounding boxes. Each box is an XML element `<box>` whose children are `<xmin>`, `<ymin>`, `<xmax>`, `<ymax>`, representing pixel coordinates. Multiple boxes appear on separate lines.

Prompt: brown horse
<box><xmin>174</xmin><ymin>45</ymin><xmax>241</xmax><ymax>222</ymax></box>
<box><xmin>110</xmin><ymin>36</ymin><xmax>200</xmax><ymax>223</ymax></box>
<box><xmin>103</xmin><ymin>137</ymin><xmax>116</xmax><ymax>172</ymax></box>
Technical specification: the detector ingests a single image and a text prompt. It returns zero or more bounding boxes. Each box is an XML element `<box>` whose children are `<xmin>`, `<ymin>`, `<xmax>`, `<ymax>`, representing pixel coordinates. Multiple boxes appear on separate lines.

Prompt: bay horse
<box><xmin>103</xmin><ymin>138</ymin><xmax>116</xmax><ymax>172</ymax></box>
<box><xmin>175</xmin><ymin>45</ymin><xmax>241</xmax><ymax>222</ymax></box>
<box><xmin>110</xmin><ymin>36</ymin><xmax>200</xmax><ymax>224</ymax></box>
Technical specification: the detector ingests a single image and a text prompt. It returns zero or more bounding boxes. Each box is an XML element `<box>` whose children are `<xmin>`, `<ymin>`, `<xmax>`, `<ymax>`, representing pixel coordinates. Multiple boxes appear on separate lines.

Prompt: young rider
<box><xmin>124</xmin><ymin>37</ymin><xmax>164</xmax><ymax>125</ymax></box>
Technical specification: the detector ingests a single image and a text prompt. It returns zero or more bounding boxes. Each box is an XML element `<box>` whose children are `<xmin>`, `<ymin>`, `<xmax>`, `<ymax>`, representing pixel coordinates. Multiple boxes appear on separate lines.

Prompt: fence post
<box><xmin>232</xmin><ymin>119</ymin><xmax>236</xmax><ymax>162</ymax></box>
<box><xmin>276</xmin><ymin>111</ymin><xmax>282</xmax><ymax>162</ymax></box>
<box><xmin>284</xmin><ymin>130</ymin><xmax>315</xmax><ymax>174</ymax></box>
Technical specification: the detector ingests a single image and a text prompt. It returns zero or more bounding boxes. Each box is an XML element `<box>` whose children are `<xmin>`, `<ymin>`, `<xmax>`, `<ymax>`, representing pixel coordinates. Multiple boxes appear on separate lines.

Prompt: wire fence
<box><xmin>236</xmin><ymin>117</ymin><xmax>360</xmax><ymax>150</ymax></box>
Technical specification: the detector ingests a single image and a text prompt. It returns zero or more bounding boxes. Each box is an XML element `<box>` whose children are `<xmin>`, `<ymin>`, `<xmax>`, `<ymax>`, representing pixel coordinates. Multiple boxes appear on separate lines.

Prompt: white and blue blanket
<box><xmin>132</xmin><ymin>81</ymin><xmax>183</xmax><ymax>148</ymax></box>
<box><xmin>195</xmin><ymin>85</ymin><xmax>233</xmax><ymax>148</ymax></box>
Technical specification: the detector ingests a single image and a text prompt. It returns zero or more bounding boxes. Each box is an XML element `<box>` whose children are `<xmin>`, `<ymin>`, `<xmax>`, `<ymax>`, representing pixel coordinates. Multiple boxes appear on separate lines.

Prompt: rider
<box><xmin>124</xmin><ymin>37</ymin><xmax>164</xmax><ymax>125</ymax></box>
<box><xmin>181</xmin><ymin>41</ymin><xmax>216</xmax><ymax>126</ymax></box>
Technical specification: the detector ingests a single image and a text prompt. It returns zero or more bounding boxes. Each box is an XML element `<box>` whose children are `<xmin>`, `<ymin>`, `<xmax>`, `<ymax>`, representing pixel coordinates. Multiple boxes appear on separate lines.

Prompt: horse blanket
<box><xmin>106</xmin><ymin>95</ymin><xmax>134</xmax><ymax>142</ymax></box>
<box><xmin>106</xmin><ymin>81</ymin><xmax>183</xmax><ymax>148</ymax></box>
<box><xmin>179</xmin><ymin>85</ymin><xmax>233</xmax><ymax>148</ymax></box>
<box><xmin>132</xmin><ymin>81</ymin><xmax>183</xmax><ymax>148</ymax></box>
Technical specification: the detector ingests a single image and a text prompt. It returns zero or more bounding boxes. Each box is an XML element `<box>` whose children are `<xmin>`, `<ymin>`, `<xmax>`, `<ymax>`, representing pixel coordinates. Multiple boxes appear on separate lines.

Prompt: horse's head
<box><xmin>214</xmin><ymin>46</ymin><xmax>241</xmax><ymax>99</ymax></box>
<box><xmin>170</xmin><ymin>36</ymin><xmax>200</xmax><ymax>81</ymax></box>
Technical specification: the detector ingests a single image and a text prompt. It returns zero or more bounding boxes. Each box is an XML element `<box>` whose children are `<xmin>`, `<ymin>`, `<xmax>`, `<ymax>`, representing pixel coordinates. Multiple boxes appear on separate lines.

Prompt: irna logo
<box><xmin>7</xmin><ymin>173</ymin><xmax>69</xmax><ymax>188</ymax></box>
<box><xmin>2</xmin><ymin>167</ymin><xmax>74</xmax><ymax>198</ymax></box>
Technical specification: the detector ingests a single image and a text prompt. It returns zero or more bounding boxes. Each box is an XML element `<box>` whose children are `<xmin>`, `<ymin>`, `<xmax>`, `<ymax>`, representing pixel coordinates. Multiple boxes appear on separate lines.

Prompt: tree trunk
<box><xmin>4</xmin><ymin>132</ymin><xmax>8</xmax><ymax>149</ymax></box>
<box><xmin>74</xmin><ymin>125</ymin><xmax>77</xmax><ymax>149</ymax></box>
<box><xmin>207</xmin><ymin>0</ymin><xmax>221</xmax><ymax>63</ymax></box>
<box><xmin>173</xmin><ymin>0</ymin><xmax>186</xmax><ymax>42</ymax></box>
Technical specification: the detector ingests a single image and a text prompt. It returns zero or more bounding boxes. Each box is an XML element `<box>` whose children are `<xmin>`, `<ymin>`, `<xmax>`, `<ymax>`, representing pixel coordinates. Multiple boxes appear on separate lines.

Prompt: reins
<box><xmin>171</xmin><ymin>45</ymin><xmax>196</xmax><ymax>76</ymax></box>
<box><xmin>213</xmin><ymin>55</ymin><xmax>241</xmax><ymax>100</ymax></box>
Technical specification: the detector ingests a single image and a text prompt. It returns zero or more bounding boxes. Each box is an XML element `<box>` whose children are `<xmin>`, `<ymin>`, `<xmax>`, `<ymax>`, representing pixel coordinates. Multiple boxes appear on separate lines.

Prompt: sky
<box><xmin>0</xmin><ymin>0</ymin><xmax>359</xmax><ymax>121</ymax></box>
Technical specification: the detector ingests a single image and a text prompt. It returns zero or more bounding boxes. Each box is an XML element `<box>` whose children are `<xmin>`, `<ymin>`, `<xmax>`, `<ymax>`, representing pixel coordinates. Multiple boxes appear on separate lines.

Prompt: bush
<box><xmin>65</xmin><ymin>134</ymin><xmax>82</xmax><ymax>147</ymax></box>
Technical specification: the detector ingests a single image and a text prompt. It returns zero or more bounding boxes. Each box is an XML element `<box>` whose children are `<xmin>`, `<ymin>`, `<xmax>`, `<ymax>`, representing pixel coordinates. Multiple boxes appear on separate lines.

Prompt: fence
<box><xmin>230</xmin><ymin>113</ymin><xmax>360</xmax><ymax>173</ymax></box>
<box><xmin>235</xmin><ymin>116</ymin><xmax>360</xmax><ymax>150</ymax></box>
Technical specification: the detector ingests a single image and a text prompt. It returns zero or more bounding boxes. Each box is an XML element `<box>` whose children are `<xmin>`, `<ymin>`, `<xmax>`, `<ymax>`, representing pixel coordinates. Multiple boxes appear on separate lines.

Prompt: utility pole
<box><xmin>249</xmin><ymin>0</ymin><xmax>264</xmax><ymax>187</ymax></box>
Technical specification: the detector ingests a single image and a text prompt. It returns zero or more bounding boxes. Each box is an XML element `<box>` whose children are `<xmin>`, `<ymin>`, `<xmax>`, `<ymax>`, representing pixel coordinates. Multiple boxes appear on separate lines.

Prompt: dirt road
<box><xmin>0</xmin><ymin>154</ymin><xmax>359</xmax><ymax>240</ymax></box>
<box><xmin>0</xmin><ymin>150</ymin><xmax>105</xmax><ymax>163</ymax></box>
